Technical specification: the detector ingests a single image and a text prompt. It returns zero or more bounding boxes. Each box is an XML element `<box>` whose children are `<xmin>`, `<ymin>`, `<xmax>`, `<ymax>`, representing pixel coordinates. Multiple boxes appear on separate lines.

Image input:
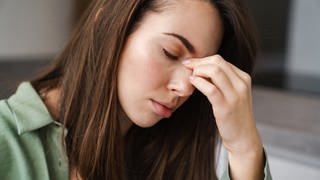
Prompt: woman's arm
<box><xmin>183</xmin><ymin>55</ymin><xmax>266</xmax><ymax>180</ymax></box>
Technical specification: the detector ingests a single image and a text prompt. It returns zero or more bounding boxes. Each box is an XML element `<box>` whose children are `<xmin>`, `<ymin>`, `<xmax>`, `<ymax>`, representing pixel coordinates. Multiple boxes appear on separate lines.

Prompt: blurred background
<box><xmin>0</xmin><ymin>0</ymin><xmax>319</xmax><ymax>179</ymax></box>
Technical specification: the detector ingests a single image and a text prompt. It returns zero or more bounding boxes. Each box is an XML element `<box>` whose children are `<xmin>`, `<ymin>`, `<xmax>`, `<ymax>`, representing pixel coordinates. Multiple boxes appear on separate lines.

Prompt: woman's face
<box><xmin>117</xmin><ymin>0</ymin><xmax>223</xmax><ymax>128</ymax></box>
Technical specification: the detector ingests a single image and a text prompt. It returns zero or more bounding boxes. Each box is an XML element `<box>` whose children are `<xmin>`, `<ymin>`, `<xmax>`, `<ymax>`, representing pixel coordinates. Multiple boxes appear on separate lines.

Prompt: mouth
<box><xmin>150</xmin><ymin>99</ymin><xmax>175</xmax><ymax>118</ymax></box>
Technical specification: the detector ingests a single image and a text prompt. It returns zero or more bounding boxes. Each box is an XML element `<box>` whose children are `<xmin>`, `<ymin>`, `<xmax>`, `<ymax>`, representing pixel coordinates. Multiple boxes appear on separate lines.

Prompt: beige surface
<box><xmin>253</xmin><ymin>86</ymin><xmax>320</xmax><ymax>167</ymax></box>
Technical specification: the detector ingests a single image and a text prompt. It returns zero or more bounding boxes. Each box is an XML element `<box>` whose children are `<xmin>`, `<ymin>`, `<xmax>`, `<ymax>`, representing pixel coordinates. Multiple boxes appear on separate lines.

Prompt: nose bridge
<box><xmin>168</xmin><ymin>65</ymin><xmax>194</xmax><ymax>96</ymax></box>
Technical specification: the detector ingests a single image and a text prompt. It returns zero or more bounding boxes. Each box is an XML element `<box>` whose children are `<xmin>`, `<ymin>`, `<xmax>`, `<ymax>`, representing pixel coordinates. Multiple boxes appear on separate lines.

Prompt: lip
<box><xmin>150</xmin><ymin>99</ymin><xmax>175</xmax><ymax>118</ymax></box>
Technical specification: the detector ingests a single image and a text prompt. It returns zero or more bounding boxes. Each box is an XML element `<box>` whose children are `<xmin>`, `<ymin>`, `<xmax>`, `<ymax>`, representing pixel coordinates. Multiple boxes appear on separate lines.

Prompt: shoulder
<box><xmin>0</xmin><ymin>98</ymin><xmax>18</xmax><ymax>141</ymax></box>
<box><xmin>0</xmin><ymin>92</ymin><xmax>63</xmax><ymax>179</ymax></box>
<box><xmin>0</xmin><ymin>82</ymin><xmax>54</xmax><ymax>159</ymax></box>
<box><xmin>0</xmin><ymin>98</ymin><xmax>22</xmax><ymax>178</ymax></box>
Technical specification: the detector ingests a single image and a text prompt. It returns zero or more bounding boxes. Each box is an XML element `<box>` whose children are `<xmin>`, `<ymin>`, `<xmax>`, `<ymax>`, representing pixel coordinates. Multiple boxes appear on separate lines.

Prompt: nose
<box><xmin>167</xmin><ymin>66</ymin><xmax>195</xmax><ymax>97</ymax></box>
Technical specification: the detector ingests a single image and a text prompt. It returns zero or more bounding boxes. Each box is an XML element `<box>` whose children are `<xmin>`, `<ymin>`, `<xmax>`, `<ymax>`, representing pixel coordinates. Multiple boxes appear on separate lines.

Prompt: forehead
<box><xmin>137</xmin><ymin>0</ymin><xmax>224</xmax><ymax>57</ymax></box>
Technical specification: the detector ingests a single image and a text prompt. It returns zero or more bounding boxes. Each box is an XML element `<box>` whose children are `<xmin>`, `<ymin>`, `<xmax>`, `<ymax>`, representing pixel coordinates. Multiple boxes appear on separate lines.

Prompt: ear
<box><xmin>94</xmin><ymin>8</ymin><xmax>103</xmax><ymax>22</ymax></box>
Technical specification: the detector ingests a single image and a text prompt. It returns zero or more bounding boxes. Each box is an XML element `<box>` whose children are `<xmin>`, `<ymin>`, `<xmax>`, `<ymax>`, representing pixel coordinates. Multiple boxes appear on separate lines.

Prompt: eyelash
<box><xmin>162</xmin><ymin>48</ymin><xmax>178</xmax><ymax>60</ymax></box>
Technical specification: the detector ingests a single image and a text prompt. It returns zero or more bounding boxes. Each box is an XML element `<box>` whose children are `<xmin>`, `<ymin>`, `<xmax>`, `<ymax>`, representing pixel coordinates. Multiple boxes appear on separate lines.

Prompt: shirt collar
<box><xmin>7</xmin><ymin>82</ymin><xmax>55</xmax><ymax>134</ymax></box>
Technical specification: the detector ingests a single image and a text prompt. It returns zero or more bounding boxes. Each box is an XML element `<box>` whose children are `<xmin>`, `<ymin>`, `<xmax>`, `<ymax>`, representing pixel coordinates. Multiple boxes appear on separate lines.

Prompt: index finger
<box><xmin>181</xmin><ymin>55</ymin><xmax>218</xmax><ymax>68</ymax></box>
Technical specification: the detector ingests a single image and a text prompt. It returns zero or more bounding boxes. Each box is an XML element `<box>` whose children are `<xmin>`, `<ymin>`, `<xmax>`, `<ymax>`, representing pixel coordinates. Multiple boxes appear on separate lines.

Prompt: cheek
<box><xmin>141</xmin><ymin>58</ymin><xmax>167</xmax><ymax>89</ymax></box>
<box><xmin>127</xmin><ymin>46</ymin><xmax>168</xmax><ymax>90</ymax></box>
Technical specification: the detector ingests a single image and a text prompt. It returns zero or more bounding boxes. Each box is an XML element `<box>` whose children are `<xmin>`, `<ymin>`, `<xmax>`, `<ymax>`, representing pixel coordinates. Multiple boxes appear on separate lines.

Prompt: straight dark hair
<box><xmin>31</xmin><ymin>0</ymin><xmax>257</xmax><ymax>179</ymax></box>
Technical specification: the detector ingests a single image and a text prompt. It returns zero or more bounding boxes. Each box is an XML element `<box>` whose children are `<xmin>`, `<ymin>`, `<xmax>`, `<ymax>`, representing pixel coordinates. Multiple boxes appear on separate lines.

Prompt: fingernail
<box><xmin>182</xmin><ymin>60</ymin><xmax>191</xmax><ymax>65</ymax></box>
<box><xmin>189</xmin><ymin>76</ymin><xmax>195</xmax><ymax>80</ymax></box>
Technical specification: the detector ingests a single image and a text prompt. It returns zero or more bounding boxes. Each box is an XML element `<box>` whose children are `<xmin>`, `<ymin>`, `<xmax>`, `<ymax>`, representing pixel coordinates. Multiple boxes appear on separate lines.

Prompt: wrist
<box><xmin>227</xmin><ymin>145</ymin><xmax>265</xmax><ymax>180</ymax></box>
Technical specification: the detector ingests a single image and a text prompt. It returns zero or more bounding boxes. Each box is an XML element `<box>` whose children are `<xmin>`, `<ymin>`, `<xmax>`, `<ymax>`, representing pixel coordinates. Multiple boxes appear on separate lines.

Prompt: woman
<box><xmin>0</xmin><ymin>0</ymin><xmax>272</xmax><ymax>179</ymax></box>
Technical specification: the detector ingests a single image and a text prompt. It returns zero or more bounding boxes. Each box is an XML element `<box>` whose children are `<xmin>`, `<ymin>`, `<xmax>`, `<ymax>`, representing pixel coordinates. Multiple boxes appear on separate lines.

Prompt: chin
<box><xmin>132</xmin><ymin>116</ymin><xmax>161</xmax><ymax>128</ymax></box>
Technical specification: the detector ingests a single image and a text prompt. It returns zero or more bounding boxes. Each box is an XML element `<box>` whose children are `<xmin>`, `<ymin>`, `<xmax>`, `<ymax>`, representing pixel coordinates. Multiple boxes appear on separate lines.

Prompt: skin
<box><xmin>183</xmin><ymin>57</ymin><xmax>264</xmax><ymax>179</ymax></box>
<box><xmin>44</xmin><ymin>0</ymin><xmax>264</xmax><ymax>179</ymax></box>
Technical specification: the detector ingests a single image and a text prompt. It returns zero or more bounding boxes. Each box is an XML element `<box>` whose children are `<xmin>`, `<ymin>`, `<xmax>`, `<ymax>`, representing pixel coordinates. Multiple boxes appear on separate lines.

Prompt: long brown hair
<box><xmin>31</xmin><ymin>0</ymin><xmax>257</xmax><ymax>179</ymax></box>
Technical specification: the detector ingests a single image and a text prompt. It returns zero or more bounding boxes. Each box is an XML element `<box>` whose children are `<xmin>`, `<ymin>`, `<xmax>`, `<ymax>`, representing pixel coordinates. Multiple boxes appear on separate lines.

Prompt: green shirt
<box><xmin>0</xmin><ymin>82</ymin><xmax>68</xmax><ymax>180</ymax></box>
<box><xmin>0</xmin><ymin>82</ymin><xmax>272</xmax><ymax>180</ymax></box>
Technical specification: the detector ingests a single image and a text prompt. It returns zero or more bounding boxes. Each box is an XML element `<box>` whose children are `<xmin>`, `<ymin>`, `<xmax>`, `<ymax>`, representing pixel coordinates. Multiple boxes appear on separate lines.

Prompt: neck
<box><xmin>121</xmin><ymin>118</ymin><xmax>133</xmax><ymax>136</ymax></box>
<box><xmin>40</xmin><ymin>88</ymin><xmax>60</xmax><ymax>120</ymax></box>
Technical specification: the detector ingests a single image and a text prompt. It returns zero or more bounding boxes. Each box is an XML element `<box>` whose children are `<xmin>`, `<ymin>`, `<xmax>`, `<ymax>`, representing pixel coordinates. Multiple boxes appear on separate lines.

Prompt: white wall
<box><xmin>0</xmin><ymin>0</ymin><xmax>72</xmax><ymax>60</ymax></box>
<box><xmin>286</xmin><ymin>0</ymin><xmax>320</xmax><ymax>76</ymax></box>
<box><xmin>269</xmin><ymin>155</ymin><xmax>320</xmax><ymax>180</ymax></box>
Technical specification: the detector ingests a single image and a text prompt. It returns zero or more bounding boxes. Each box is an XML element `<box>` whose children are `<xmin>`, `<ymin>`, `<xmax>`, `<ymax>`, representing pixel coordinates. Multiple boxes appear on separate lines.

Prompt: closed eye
<box><xmin>162</xmin><ymin>48</ymin><xmax>178</xmax><ymax>60</ymax></box>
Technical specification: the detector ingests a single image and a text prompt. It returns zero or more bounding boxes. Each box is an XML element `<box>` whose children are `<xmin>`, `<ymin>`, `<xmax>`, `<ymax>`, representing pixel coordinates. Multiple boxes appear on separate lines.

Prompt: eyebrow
<box><xmin>163</xmin><ymin>32</ymin><xmax>195</xmax><ymax>54</ymax></box>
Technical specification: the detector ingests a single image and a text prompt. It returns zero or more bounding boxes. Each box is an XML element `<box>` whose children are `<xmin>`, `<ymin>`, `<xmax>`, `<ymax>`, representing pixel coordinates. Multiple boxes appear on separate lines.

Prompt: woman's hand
<box><xmin>183</xmin><ymin>55</ymin><xmax>264</xmax><ymax>180</ymax></box>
